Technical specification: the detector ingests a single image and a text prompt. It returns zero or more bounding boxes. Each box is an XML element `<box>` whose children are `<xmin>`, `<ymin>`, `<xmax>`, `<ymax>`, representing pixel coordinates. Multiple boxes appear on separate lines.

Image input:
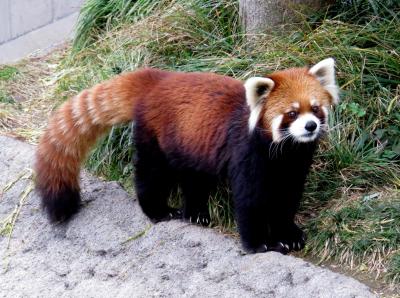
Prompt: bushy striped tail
<box><xmin>35</xmin><ymin>68</ymin><xmax>166</xmax><ymax>222</ymax></box>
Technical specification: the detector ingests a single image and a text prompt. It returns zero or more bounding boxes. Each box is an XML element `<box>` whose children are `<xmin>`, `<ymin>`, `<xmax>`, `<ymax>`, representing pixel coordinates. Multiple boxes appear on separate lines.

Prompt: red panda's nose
<box><xmin>305</xmin><ymin>121</ymin><xmax>317</xmax><ymax>132</ymax></box>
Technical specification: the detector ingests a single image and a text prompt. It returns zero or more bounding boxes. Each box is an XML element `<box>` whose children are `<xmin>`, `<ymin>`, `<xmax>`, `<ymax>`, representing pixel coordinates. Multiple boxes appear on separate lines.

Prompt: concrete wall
<box><xmin>0</xmin><ymin>0</ymin><xmax>84</xmax><ymax>45</ymax></box>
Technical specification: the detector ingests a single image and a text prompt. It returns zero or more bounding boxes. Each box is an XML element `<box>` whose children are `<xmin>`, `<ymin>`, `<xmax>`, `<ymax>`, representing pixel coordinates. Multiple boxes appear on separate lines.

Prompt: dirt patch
<box><xmin>0</xmin><ymin>43</ymin><xmax>69</xmax><ymax>143</ymax></box>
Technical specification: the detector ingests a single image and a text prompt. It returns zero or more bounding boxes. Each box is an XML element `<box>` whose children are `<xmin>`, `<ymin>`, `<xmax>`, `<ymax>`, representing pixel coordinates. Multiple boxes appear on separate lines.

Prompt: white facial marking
<box><xmin>292</xmin><ymin>102</ymin><xmax>300</xmax><ymax>109</ymax></box>
<box><xmin>248</xmin><ymin>104</ymin><xmax>263</xmax><ymax>132</ymax></box>
<box><xmin>310</xmin><ymin>98</ymin><xmax>319</xmax><ymax>106</ymax></box>
<box><xmin>271</xmin><ymin>114</ymin><xmax>284</xmax><ymax>142</ymax></box>
<box><xmin>289</xmin><ymin>113</ymin><xmax>320</xmax><ymax>143</ymax></box>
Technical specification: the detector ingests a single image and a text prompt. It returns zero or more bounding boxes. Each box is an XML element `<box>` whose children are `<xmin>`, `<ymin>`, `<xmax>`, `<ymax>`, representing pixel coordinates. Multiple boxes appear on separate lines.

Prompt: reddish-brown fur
<box><xmin>36</xmin><ymin>67</ymin><xmax>332</xmax><ymax>200</ymax></box>
<box><xmin>35</xmin><ymin>65</ymin><xmax>333</xmax><ymax>231</ymax></box>
<box><xmin>141</xmin><ymin>72</ymin><xmax>244</xmax><ymax>169</ymax></box>
<box><xmin>35</xmin><ymin>69</ymin><xmax>244</xmax><ymax>206</ymax></box>
<box><xmin>36</xmin><ymin>69</ymin><xmax>165</xmax><ymax>197</ymax></box>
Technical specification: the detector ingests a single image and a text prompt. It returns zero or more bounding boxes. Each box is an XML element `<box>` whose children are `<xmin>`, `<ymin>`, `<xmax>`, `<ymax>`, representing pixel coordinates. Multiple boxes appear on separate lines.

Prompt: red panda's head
<box><xmin>245</xmin><ymin>58</ymin><xmax>339</xmax><ymax>143</ymax></box>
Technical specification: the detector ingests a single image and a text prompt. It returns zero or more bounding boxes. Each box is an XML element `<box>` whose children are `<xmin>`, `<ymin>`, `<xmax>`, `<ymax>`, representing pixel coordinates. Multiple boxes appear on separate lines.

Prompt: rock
<box><xmin>0</xmin><ymin>136</ymin><xmax>376</xmax><ymax>297</ymax></box>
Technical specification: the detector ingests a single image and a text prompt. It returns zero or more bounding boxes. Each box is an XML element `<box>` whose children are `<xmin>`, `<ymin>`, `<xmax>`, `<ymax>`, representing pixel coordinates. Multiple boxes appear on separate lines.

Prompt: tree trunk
<box><xmin>239</xmin><ymin>0</ymin><xmax>329</xmax><ymax>34</ymax></box>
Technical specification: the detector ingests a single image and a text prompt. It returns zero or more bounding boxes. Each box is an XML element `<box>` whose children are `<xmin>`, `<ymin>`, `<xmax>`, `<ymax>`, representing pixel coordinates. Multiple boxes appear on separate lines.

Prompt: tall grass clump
<box><xmin>56</xmin><ymin>0</ymin><xmax>400</xmax><ymax>286</ymax></box>
<box><xmin>73</xmin><ymin>0</ymin><xmax>239</xmax><ymax>52</ymax></box>
<box><xmin>325</xmin><ymin>0</ymin><xmax>399</xmax><ymax>23</ymax></box>
<box><xmin>73</xmin><ymin>0</ymin><xmax>166</xmax><ymax>51</ymax></box>
<box><xmin>306</xmin><ymin>192</ymin><xmax>400</xmax><ymax>283</ymax></box>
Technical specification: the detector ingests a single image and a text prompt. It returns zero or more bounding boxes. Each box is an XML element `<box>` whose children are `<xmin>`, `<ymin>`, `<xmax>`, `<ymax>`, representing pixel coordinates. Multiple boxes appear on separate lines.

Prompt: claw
<box><xmin>202</xmin><ymin>218</ymin><xmax>210</xmax><ymax>225</ymax></box>
<box><xmin>249</xmin><ymin>244</ymin><xmax>268</xmax><ymax>253</ymax></box>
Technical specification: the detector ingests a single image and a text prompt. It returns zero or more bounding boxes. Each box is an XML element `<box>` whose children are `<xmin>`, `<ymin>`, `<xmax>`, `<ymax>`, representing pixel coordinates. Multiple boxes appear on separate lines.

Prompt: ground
<box><xmin>0</xmin><ymin>136</ymin><xmax>376</xmax><ymax>297</ymax></box>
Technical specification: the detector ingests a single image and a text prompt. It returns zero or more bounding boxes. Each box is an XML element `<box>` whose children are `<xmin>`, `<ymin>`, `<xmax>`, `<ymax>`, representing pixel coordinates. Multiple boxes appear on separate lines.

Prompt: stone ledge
<box><xmin>0</xmin><ymin>135</ymin><xmax>377</xmax><ymax>297</ymax></box>
<box><xmin>0</xmin><ymin>12</ymin><xmax>79</xmax><ymax>64</ymax></box>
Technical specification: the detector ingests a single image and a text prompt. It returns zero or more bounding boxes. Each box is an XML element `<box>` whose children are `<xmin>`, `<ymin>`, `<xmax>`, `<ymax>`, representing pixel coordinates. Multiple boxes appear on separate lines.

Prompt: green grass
<box><xmin>0</xmin><ymin>66</ymin><xmax>18</xmax><ymax>81</ymax></box>
<box><xmin>324</xmin><ymin>0</ymin><xmax>399</xmax><ymax>23</ymax></box>
<box><xmin>53</xmin><ymin>0</ymin><xmax>400</xmax><ymax>286</ymax></box>
<box><xmin>0</xmin><ymin>66</ymin><xmax>18</xmax><ymax>104</ymax></box>
<box><xmin>208</xmin><ymin>186</ymin><xmax>236</xmax><ymax>231</ymax></box>
<box><xmin>306</xmin><ymin>191</ymin><xmax>400</xmax><ymax>282</ymax></box>
<box><xmin>0</xmin><ymin>90</ymin><xmax>15</xmax><ymax>104</ymax></box>
<box><xmin>73</xmin><ymin>0</ymin><xmax>170</xmax><ymax>51</ymax></box>
<box><xmin>73</xmin><ymin>0</ymin><xmax>239</xmax><ymax>52</ymax></box>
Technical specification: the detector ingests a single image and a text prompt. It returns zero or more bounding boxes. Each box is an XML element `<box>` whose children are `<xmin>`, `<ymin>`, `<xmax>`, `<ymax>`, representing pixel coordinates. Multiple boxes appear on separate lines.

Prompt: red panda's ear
<box><xmin>309</xmin><ymin>58</ymin><xmax>339</xmax><ymax>104</ymax></box>
<box><xmin>244</xmin><ymin>77</ymin><xmax>275</xmax><ymax>132</ymax></box>
<box><xmin>244</xmin><ymin>77</ymin><xmax>275</xmax><ymax>110</ymax></box>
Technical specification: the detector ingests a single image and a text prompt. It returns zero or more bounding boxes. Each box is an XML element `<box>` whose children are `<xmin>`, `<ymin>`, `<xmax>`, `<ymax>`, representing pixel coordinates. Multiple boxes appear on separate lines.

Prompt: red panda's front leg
<box><xmin>230</xmin><ymin>170</ymin><xmax>295</xmax><ymax>255</ymax></box>
<box><xmin>234</xmin><ymin>201</ymin><xmax>269</xmax><ymax>253</ymax></box>
<box><xmin>133</xmin><ymin>123</ymin><xmax>181</xmax><ymax>222</ymax></box>
<box><xmin>228</xmin><ymin>145</ymin><xmax>304</xmax><ymax>255</ymax></box>
<box><xmin>263</xmin><ymin>144</ymin><xmax>315</xmax><ymax>253</ymax></box>
<box><xmin>228</xmin><ymin>155</ymin><xmax>272</xmax><ymax>253</ymax></box>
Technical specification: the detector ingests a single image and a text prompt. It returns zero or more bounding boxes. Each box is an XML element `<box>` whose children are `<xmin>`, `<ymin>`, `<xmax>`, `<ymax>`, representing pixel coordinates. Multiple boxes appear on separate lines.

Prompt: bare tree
<box><xmin>239</xmin><ymin>0</ymin><xmax>330</xmax><ymax>34</ymax></box>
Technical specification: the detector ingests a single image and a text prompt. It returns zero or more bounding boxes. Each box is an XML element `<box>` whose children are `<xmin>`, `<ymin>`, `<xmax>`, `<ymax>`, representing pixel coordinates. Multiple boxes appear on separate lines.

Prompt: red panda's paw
<box><xmin>266</xmin><ymin>242</ymin><xmax>290</xmax><ymax>255</ymax></box>
<box><xmin>149</xmin><ymin>208</ymin><xmax>182</xmax><ymax>223</ymax></box>
<box><xmin>268</xmin><ymin>225</ymin><xmax>307</xmax><ymax>254</ymax></box>
<box><xmin>243</xmin><ymin>244</ymin><xmax>268</xmax><ymax>254</ymax></box>
<box><xmin>286</xmin><ymin>225</ymin><xmax>307</xmax><ymax>252</ymax></box>
<box><xmin>185</xmin><ymin>212</ymin><xmax>211</xmax><ymax>227</ymax></box>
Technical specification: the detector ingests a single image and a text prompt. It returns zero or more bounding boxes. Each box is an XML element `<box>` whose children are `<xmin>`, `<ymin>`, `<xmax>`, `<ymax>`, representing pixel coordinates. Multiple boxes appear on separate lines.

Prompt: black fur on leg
<box><xmin>38</xmin><ymin>186</ymin><xmax>81</xmax><ymax>223</ymax></box>
<box><xmin>228</xmin><ymin>129</ymin><xmax>271</xmax><ymax>253</ymax></box>
<box><xmin>234</xmin><ymin>203</ymin><xmax>269</xmax><ymax>253</ymax></box>
<box><xmin>133</xmin><ymin>118</ymin><xmax>179</xmax><ymax>222</ymax></box>
<box><xmin>180</xmin><ymin>171</ymin><xmax>216</xmax><ymax>227</ymax></box>
<box><xmin>228</xmin><ymin>123</ymin><xmax>317</xmax><ymax>254</ymax></box>
<box><xmin>134</xmin><ymin>156</ymin><xmax>178</xmax><ymax>222</ymax></box>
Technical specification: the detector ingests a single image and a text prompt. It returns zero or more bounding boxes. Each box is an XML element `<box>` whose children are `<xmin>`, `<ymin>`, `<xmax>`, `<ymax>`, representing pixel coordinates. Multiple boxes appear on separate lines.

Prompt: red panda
<box><xmin>35</xmin><ymin>58</ymin><xmax>339</xmax><ymax>254</ymax></box>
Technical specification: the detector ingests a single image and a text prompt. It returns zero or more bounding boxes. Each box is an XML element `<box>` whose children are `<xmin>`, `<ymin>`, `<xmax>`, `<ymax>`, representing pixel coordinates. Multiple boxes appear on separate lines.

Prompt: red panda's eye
<box><xmin>312</xmin><ymin>106</ymin><xmax>320</xmax><ymax>113</ymax></box>
<box><xmin>288</xmin><ymin>111</ymin><xmax>298</xmax><ymax>119</ymax></box>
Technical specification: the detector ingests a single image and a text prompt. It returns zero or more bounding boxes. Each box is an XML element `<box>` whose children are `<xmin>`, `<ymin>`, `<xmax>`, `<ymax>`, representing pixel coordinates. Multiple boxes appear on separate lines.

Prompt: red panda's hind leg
<box><xmin>134</xmin><ymin>161</ymin><xmax>181</xmax><ymax>222</ymax></box>
<box><xmin>133</xmin><ymin>133</ymin><xmax>181</xmax><ymax>222</ymax></box>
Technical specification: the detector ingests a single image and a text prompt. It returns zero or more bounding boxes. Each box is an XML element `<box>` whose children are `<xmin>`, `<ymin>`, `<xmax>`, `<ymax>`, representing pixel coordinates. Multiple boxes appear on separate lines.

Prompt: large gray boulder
<box><xmin>0</xmin><ymin>136</ymin><xmax>375</xmax><ymax>297</ymax></box>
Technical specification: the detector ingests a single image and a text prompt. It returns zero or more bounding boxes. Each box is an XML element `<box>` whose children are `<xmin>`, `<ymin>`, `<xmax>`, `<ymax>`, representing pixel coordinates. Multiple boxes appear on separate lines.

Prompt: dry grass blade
<box><xmin>1</xmin><ymin>169</ymin><xmax>34</xmax><ymax>272</ymax></box>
